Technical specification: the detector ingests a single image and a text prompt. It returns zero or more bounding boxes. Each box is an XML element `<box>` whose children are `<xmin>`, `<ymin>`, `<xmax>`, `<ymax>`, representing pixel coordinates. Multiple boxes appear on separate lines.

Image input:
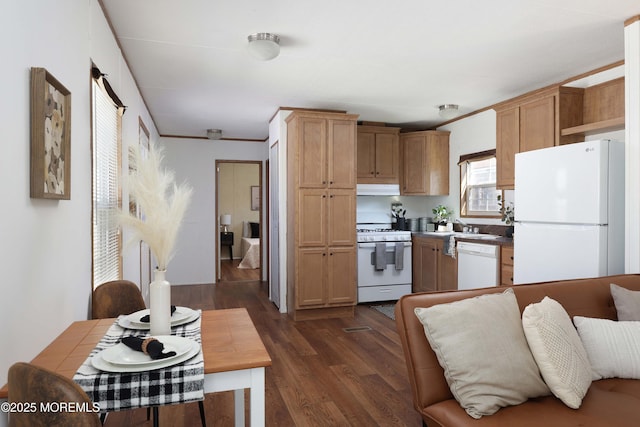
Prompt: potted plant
<box><xmin>432</xmin><ymin>205</ymin><xmax>453</xmax><ymax>231</ymax></box>
<box><xmin>497</xmin><ymin>195</ymin><xmax>515</xmax><ymax>237</ymax></box>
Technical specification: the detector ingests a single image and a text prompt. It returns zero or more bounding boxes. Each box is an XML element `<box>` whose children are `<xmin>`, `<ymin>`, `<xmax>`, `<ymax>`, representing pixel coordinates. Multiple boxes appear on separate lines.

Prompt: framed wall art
<box><xmin>30</xmin><ymin>67</ymin><xmax>71</xmax><ymax>199</ymax></box>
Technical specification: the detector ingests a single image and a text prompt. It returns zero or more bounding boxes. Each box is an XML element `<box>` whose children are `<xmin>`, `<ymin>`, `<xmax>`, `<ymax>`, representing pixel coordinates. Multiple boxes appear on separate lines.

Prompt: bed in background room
<box><xmin>238</xmin><ymin>221</ymin><xmax>260</xmax><ymax>269</ymax></box>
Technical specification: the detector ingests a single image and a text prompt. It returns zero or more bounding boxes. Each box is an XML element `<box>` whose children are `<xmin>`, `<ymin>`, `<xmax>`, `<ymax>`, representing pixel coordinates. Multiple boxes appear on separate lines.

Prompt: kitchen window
<box><xmin>459</xmin><ymin>150</ymin><xmax>500</xmax><ymax>217</ymax></box>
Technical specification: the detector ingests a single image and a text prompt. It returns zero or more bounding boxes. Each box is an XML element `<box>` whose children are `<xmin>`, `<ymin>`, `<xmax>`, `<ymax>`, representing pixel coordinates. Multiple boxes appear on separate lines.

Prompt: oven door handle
<box><xmin>358</xmin><ymin>242</ymin><xmax>412</xmax><ymax>248</ymax></box>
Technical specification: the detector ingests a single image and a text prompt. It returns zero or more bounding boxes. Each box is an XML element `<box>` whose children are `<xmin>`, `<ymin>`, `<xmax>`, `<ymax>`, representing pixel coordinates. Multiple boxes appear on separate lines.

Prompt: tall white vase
<box><xmin>150</xmin><ymin>269</ymin><xmax>171</xmax><ymax>336</ymax></box>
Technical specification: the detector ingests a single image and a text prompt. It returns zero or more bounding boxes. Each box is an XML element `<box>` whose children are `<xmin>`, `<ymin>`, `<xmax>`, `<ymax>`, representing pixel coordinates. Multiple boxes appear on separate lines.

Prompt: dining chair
<box><xmin>7</xmin><ymin>362</ymin><xmax>101</xmax><ymax>427</ymax></box>
<box><xmin>91</xmin><ymin>279</ymin><xmax>146</xmax><ymax>319</ymax></box>
<box><xmin>91</xmin><ymin>279</ymin><xmax>207</xmax><ymax>427</ymax></box>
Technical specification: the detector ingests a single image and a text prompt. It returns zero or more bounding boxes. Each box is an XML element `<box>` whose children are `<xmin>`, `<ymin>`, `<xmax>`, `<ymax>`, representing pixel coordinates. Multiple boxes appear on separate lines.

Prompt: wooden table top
<box><xmin>0</xmin><ymin>308</ymin><xmax>271</xmax><ymax>399</ymax></box>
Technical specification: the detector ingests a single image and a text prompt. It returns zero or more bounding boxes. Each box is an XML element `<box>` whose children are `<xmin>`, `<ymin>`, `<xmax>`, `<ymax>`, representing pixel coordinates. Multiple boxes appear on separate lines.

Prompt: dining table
<box><xmin>0</xmin><ymin>308</ymin><xmax>272</xmax><ymax>427</ymax></box>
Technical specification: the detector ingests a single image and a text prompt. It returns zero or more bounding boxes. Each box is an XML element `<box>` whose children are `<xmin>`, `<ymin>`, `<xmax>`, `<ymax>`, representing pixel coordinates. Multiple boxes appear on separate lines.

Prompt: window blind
<box><xmin>92</xmin><ymin>79</ymin><xmax>122</xmax><ymax>289</ymax></box>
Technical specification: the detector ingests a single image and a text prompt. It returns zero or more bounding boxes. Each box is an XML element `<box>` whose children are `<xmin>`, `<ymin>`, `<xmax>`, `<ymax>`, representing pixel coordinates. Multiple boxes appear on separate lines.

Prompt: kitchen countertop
<box><xmin>412</xmin><ymin>231</ymin><xmax>513</xmax><ymax>246</ymax></box>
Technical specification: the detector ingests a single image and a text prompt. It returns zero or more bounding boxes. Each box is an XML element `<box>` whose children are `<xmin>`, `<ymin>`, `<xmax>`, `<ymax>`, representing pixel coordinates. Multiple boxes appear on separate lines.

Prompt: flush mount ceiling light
<box><xmin>438</xmin><ymin>104</ymin><xmax>460</xmax><ymax>120</ymax></box>
<box><xmin>247</xmin><ymin>33</ymin><xmax>280</xmax><ymax>61</ymax></box>
<box><xmin>206</xmin><ymin>129</ymin><xmax>223</xmax><ymax>140</ymax></box>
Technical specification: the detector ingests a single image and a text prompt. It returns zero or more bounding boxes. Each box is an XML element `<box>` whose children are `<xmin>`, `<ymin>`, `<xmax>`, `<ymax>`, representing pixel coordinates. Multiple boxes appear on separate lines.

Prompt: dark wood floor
<box><xmin>104</xmin><ymin>280</ymin><xmax>421</xmax><ymax>426</ymax></box>
<box><xmin>220</xmin><ymin>259</ymin><xmax>261</xmax><ymax>282</ymax></box>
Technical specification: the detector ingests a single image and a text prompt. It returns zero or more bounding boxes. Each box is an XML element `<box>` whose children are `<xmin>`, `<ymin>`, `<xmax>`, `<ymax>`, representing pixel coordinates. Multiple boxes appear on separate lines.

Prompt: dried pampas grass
<box><xmin>120</xmin><ymin>143</ymin><xmax>192</xmax><ymax>271</ymax></box>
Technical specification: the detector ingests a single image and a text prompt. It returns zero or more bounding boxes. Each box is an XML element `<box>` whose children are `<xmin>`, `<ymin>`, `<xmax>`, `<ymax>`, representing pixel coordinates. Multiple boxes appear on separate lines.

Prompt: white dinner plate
<box><xmin>100</xmin><ymin>335</ymin><xmax>193</xmax><ymax>366</ymax></box>
<box><xmin>117</xmin><ymin>307</ymin><xmax>199</xmax><ymax>330</ymax></box>
<box><xmin>91</xmin><ymin>336</ymin><xmax>200</xmax><ymax>372</ymax></box>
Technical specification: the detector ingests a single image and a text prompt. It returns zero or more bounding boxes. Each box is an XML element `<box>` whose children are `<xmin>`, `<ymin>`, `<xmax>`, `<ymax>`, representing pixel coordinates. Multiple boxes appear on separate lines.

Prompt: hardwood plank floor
<box><xmin>104</xmin><ymin>281</ymin><xmax>421</xmax><ymax>426</ymax></box>
<box><xmin>220</xmin><ymin>259</ymin><xmax>261</xmax><ymax>282</ymax></box>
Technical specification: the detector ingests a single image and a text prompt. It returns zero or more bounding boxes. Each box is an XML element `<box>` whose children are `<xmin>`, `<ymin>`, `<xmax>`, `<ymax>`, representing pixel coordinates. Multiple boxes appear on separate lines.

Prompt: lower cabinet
<box><xmin>296</xmin><ymin>247</ymin><xmax>356</xmax><ymax>308</ymax></box>
<box><xmin>412</xmin><ymin>236</ymin><xmax>457</xmax><ymax>293</ymax></box>
<box><xmin>501</xmin><ymin>245</ymin><xmax>514</xmax><ymax>286</ymax></box>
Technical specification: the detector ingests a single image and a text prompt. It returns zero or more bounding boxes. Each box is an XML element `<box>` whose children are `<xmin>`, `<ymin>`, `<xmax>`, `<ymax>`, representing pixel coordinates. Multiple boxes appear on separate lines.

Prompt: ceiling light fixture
<box><xmin>206</xmin><ymin>129</ymin><xmax>223</xmax><ymax>140</ymax></box>
<box><xmin>247</xmin><ymin>33</ymin><xmax>280</xmax><ymax>61</ymax></box>
<box><xmin>438</xmin><ymin>104</ymin><xmax>460</xmax><ymax>120</ymax></box>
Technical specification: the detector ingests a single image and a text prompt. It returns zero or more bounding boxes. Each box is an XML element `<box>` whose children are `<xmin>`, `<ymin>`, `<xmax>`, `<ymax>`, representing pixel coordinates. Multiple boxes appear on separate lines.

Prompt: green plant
<box><xmin>432</xmin><ymin>205</ymin><xmax>453</xmax><ymax>224</ymax></box>
<box><xmin>497</xmin><ymin>195</ymin><xmax>515</xmax><ymax>225</ymax></box>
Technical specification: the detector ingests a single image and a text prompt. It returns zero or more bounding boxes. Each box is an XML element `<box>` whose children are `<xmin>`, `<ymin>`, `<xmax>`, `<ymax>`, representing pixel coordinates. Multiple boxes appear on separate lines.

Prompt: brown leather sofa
<box><xmin>395</xmin><ymin>274</ymin><xmax>640</xmax><ymax>427</ymax></box>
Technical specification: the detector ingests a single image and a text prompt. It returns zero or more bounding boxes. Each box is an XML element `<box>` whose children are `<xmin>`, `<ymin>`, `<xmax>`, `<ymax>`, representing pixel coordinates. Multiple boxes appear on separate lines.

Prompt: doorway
<box><xmin>216</xmin><ymin>160</ymin><xmax>262</xmax><ymax>282</ymax></box>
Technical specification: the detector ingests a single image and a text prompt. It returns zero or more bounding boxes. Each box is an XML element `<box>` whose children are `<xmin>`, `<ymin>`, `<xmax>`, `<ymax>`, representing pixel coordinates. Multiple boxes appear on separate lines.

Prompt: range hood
<box><xmin>356</xmin><ymin>184</ymin><xmax>401</xmax><ymax>196</ymax></box>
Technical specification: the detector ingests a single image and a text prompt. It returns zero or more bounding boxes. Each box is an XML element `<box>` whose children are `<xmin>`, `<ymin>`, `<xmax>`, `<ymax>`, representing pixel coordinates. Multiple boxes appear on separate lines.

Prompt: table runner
<box><xmin>73</xmin><ymin>311</ymin><xmax>204</xmax><ymax>412</ymax></box>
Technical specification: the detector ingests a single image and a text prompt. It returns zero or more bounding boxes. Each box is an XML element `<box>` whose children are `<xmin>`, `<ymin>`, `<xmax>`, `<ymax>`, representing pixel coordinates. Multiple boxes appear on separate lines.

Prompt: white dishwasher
<box><xmin>457</xmin><ymin>241</ymin><xmax>499</xmax><ymax>290</ymax></box>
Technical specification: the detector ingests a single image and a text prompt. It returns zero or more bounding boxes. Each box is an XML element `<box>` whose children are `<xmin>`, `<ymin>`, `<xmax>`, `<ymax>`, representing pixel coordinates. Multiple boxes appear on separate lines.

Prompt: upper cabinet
<box><xmin>357</xmin><ymin>125</ymin><xmax>401</xmax><ymax>184</ymax></box>
<box><xmin>296</xmin><ymin>116</ymin><xmax>357</xmax><ymax>189</ymax></box>
<box><xmin>495</xmin><ymin>86</ymin><xmax>583</xmax><ymax>189</ymax></box>
<box><xmin>400</xmin><ymin>130</ymin><xmax>450</xmax><ymax>195</ymax></box>
<box><xmin>495</xmin><ymin>78</ymin><xmax>624</xmax><ymax>189</ymax></box>
<box><xmin>561</xmin><ymin>77</ymin><xmax>625</xmax><ymax>137</ymax></box>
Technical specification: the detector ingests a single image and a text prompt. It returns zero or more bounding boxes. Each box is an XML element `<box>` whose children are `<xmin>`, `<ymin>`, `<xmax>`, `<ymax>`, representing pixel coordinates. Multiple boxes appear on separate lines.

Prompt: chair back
<box><xmin>7</xmin><ymin>362</ymin><xmax>101</xmax><ymax>427</ymax></box>
<box><xmin>92</xmin><ymin>279</ymin><xmax>146</xmax><ymax>319</ymax></box>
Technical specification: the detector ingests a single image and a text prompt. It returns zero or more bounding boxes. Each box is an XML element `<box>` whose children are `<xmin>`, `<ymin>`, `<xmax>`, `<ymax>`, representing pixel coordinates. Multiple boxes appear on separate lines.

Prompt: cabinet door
<box><xmin>328</xmin><ymin>119</ymin><xmax>356</xmax><ymax>189</ymax></box>
<box><xmin>296</xmin><ymin>248</ymin><xmax>326</xmax><ymax>307</ymax></box>
<box><xmin>327</xmin><ymin>189</ymin><xmax>356</xmax><ymax>247</ymax></box>
<box><xmin>520</xmin><ymin>96</ymin><xmax>555</xmax><ymax>153</ymax></box>
<box><xmin>412</xmin><ymin>237</ymin><xmax>438</xmax><ymax>293</ymax></box>
<box><xmin>374</xmin><ymin>133</ymin><xmax>399</xmax><ymax>183</ymax></box>
<box><xmin>357</xmin><ymin>131</ymin><xmax>376</xmax><ymax>181</ymax></box>
<box><xmin>298</xmin><ymin>117</ymin><xmax>327</xmax><ymax>188</ymax></box>
<box><xmin>327</xmin><ymin>247</ymin><xmax>356</xmax><ymax>305</ymax></box>
<box><xmin>298</xmin><ymin>189</ymin><xmax>327</xmax><ymax>247</ymax></box>
<box><xmin>438</xmin><ymin>248</ymin><xmax>458</xmax><ymax>291</ymax></box>
<box><xmin>501</xmin><ymin>246</ymin><xmax>514</xmax><ymax>286</ymax></box>
<box><xmin>425</xmin><ymin>133</ymin><xmax>449</xmax><ymax>195</ymax></box>
<box><xmin>496</xmin><ymin>107</ymin><xmax>519</xmax><ymax>189</ymax></box>
<box><xmin>401</xmin><ymin>134</ymin><xmax>427</xmax><ymax>194</ymax></box>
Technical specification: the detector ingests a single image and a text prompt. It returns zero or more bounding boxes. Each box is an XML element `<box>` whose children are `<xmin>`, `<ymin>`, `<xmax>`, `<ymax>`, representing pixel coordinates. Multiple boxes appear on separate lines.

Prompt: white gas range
<box><xmin>356</xmin><ymin>225</ymin><xmax>413</xmax><ymax>303</ymax></box>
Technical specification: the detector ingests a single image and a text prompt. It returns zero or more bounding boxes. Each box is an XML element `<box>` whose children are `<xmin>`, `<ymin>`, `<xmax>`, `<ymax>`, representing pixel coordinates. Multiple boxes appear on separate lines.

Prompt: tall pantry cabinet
<box><xmin>285</xmin><ymin>111</ymin><xmax>359</xmax><ymax>320</ymax></box>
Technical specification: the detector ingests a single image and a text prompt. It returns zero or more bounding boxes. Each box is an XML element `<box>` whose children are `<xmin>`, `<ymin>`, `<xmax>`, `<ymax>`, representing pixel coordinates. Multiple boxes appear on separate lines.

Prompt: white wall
<box><xmin>160</xmin><ymin>138</ymin><xmax>268</xmax><ymax>285</ymax></box>
<box><xmin>0</xmin><ymin>0</ymin><xmax>158</xmax><ymax>392</ymax></box>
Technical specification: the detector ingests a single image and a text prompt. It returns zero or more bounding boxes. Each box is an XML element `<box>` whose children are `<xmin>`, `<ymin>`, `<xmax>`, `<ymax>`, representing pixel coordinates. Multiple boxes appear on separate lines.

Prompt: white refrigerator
<box><xmin>513</xmin><ymin>139</ymin><xmax>624</xmax><ymax>284</ymax></box>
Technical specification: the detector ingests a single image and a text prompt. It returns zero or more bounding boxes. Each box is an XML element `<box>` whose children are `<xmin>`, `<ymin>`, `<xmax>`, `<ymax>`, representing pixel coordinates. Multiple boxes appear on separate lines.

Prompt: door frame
<box><xmin>215</xmin><ymin>160</ymin><xmax>263</xmax><ymax>282</ymax></box>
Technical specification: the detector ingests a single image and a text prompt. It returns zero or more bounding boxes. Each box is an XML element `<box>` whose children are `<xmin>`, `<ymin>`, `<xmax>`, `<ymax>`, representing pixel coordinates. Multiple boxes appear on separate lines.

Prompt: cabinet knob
<box><xmin>322</xmin><ymin>195</ymin><xmax>326</xmax><ymax>198</ymax></box>
<box><xmin>330</xmin><ymin>194</ymin><xmax>334</xmax><ymax>198</ymax></box>
<box><xmin>329</xmin><ymin>181</ymin><xmax>334</xmax><ymax>184</ymax></box>
<box><xmin>370</xmin><ymin>172</ymin><xmax>375</xmax><ymax>175</ymax></box>
<box><xmin>376</xmin><ymin>172</ymin><xmax>380</xmax><ymax>175</ymax></box>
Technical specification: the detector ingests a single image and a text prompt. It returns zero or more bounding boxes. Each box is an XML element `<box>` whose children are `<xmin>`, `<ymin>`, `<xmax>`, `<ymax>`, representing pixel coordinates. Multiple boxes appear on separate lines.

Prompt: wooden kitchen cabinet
<box><xmin>495</xmin><ymin>86</ymin><xmax>583</xmax><ymax>189</ymax></box>
<box><xmin>412</xmin><ymin>236</ymin><xmax>457</xmax><ymax>293</ymax></box>
<box><xmin>296</xmin><ymin>247</ymin><xmax>356</xmax><ymax>308</ymax></box>
<box><xmin>286</xmin><ymin>111</ymin><xmax>359</xmax><ymax>320</ymax></box>
<box><xmin>298</xmin><ymin>188</ymin><xmax>355</xmax><ymax>247</ymax></box>
<box><xmin>297</xmin><ymin>116</ymin><xmax>356</xmax><ymax>189</ymax></box>
<box><xmin>501</xmin><ymin>245</ymin><xmax>514</xmax><ymax>286</ymax></box>
<box><xmin>357</xmin><ymin>125</ymin><xmax>401</xmax><ymax>184</ymax></box>
<box><xmin>400</xmin><ymin>130</ymin><xmax>450</xmax><ymax>195</ymax></box>
<box><xmin>496</xmin><ymin>94</ymin><xmax>555</xmax><ymax>188</ymax></box>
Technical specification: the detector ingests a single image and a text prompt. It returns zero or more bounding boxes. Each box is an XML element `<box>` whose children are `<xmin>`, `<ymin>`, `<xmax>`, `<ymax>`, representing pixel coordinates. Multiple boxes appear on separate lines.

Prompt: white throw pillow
<box><xmin>610</xmin><ymin>283</ymin><xmax>640</xmax><ymax>321</ymax></box>
<box><xmin>414</xmin><ymin>289</ymin><xmax>549</xmax><ymax>419</ymax></box>
<box><xmin>522</xmin><ymin>297</ymin><xmax>592</xmax><ymax>409</ymax></box>
<box><xmin>574</xmin><ymin>316</ymin><xmax>640</xmax><ymax>380</ymax></box>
